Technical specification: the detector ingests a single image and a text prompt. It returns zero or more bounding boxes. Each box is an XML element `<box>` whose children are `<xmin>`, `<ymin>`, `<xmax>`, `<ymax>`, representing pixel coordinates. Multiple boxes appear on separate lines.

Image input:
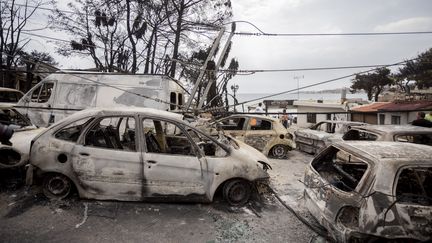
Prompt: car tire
<box><xmin>42</xmin><ymin>173</ymin><xmax>72</xmax><ymax>200</ymax></box>
<box><xmin>223</xmin><ymin>179</ymin><xmax>251</xmax><ymax>206</ymax></box>
<box><xmin>270</xmin><ymin>144</ymin><xmax>289</xmax><ymax>159</ymax></box>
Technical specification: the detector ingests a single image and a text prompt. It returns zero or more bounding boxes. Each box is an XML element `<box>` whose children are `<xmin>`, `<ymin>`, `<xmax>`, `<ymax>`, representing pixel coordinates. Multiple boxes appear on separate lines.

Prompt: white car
<box><xmin>27</xmin><ymin>108</ymin><xmax>271</xmax><ymax>206</ymax></box>
<box><xmin>0</xmin><ymin>87</ymin><xmax>24</xmax><ymax>105</ymax></box>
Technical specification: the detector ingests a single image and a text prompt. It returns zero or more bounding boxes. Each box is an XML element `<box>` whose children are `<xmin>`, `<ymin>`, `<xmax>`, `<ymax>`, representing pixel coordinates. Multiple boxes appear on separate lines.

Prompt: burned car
<box><xmin>208</xmin><ymin>115</ymin><xmax>294</xmax><ymax>159</ymax></box>
<box><xmin>304</xmin><ymin>141</ymin><xmax>432</xmax><ymax>242</ymax></box>
<box><xmin>343</xmin><ymin>125</ymin><xmax>432</xmax><ymax>146</ymax></box>
<box><xmin>294</xmin><ymin>120</ymin><xmax>365</xmax><ymax>155</ymax></box>
<box><xmin>0</xmin><ymin>104</ymin><xmax>44</xmax><ymax>169</ymax></box>
<box><xmin>27</xmin><ymin>108</ymin><xmax>271</xmax><ymax>206</ymax></box>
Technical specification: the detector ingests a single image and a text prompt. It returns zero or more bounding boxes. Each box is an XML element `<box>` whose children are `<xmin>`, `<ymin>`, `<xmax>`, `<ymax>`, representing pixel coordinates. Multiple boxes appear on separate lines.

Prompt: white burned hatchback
<box><xmin>27</xmin><ymin>108</ymin><xmax>271</xmax><ymax>206</ymax></box>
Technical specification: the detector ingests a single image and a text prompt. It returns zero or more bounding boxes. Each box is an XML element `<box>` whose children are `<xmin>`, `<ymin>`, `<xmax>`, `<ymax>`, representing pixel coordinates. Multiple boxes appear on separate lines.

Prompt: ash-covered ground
<box><xmin>0</xmin><ymin>151</ymin><xmax>319</xmax><ymax>243</ymax></box>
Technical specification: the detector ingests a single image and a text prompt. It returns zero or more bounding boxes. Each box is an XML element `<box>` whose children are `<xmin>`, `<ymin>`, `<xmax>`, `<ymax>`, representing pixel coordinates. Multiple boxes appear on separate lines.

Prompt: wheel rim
<box><xmin>46</xmin><ymin>175</ymin><xmax>71</xmax><ymax>197</ymax></box>
<box><xmin>272</xmin><ymin>145</ymin><xmax>286</xmax><ymax>158</ymax></box>
<box><xmin>228</xmin><ymin>182</ymin><xmax>247</xmax><ymax>203</ymax></box>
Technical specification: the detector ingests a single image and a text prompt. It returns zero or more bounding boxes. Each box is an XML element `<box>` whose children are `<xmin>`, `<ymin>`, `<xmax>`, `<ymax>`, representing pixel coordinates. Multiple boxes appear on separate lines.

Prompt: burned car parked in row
<box><xmin>343</xmin><ymin>125</ymin><xmax>432</xmax><ymax>146</ymax></box>
<box><xmin>208</xmin><ymin>115</ymin><xmax>294</xmax><ymax>159</ymax></box>
<box><xmin>0</xmin><ymin>104</ymin><xmax>44</xmax><ymax>169</ymax></box>
<box><xmin>294</xmin><ymin>120</ymin><xmax>365</xmax><ymax>155</ymax></box>
<box><xmin>304</xmin><ymin>141</ymin><xmax>432</xmax><ymax>242</ymax></box>
<box><xmin>27</xmin><ymin>108</ymin><xmax>271</xmax><ymax>206</ymax></box>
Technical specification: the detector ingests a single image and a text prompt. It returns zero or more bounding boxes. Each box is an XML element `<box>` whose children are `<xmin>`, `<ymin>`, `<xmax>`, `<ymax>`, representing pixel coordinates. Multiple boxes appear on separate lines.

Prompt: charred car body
<box><xmin>0</xmin><ymin>104</ymin><xmax>44</xmax><ymax>169</ymax></box>
<box><xmin>294</xmin><ymin>120</ymin><xmax>365</xmax><ymax>155</ymax></box>
<box><xmin>343</xmin><ymin>125</ymin><xmax>432</xmax><ymax>146</ymax></box>
<box><xmin>304</xmin><ymin>141</ymin><xmax>432</xmax><ymax>242</ymax></box>
<box><xmin>27</xmin><ymin>108</ymin><xmax>271</xmax><ymax>206</ymax></box>
<box><xmin>208</xmin><ymin>115</ymin><xmax>294</xmax><ymax>159</ymax></box>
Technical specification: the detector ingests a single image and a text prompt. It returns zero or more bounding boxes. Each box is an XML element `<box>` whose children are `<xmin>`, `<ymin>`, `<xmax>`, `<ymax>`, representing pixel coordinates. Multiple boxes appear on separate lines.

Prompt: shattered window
<box><xmin>0</xmin><ymin>108</ymin><xmax>31</xmax><ymax>127</ymax></box>
<box><xmin>394</xmin><ymin>134</ymin><xmax>432</xmax><ymax>146</ymax></box>
<box><xmin>30</xmin><ymin>82</ymin><xmax>54</xmax><ymax>103</ymax></box>
<box><xmin>396</xmin><ymin>167</ymin><xmax>432</xmax><ymax>206</ymax></box>
<box><xmin>143</xmin><ymin>119</ymin><xmax>196</xmax><ymax>156</ymax></box>
<box><xmin>0</xmin><ymin>91</ymin><xmax>21</xmax><ymax>102</ymax></box>
<box><xmin>311</xmin><ymin>147</ymin><xmax>368</xmax><ymax>192</ymax></box>
<box><xmin>187</xmin><ymin>128</ymin><xmax>227</xmax><ymax>157</ymax></box>
<box><xmin>249</xmin><ymin>119</ymin><xmax>272</xmax><ymax>130</ymax></box>
<box><xmin>55</xmin><ymin>117</ymin><xmax>93</xmax><ymax>142</ymax></box>
<box><xmin>85</xmin><ymin>116</ymin><xmax>136</xmax><ymax>151</ymax></box>
<box><xmin>343</xmin><ymin>130</ymin><xmax>378</xmax><ymax>141</ymax></box>
<box><xmin>219</xmin><ymin>118</ymin><xmax>245</xmax><ymax>130</ymax></box>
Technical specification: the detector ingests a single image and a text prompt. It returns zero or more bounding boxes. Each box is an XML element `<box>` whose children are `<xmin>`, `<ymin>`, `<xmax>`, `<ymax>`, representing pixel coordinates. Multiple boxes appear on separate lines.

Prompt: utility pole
<box><xmin>293</xmin><ymin>75</ymin><xmax>304</xmax><ymax>100</ymax></box>
<box><xmin>198</xmin><ymin>23</ymin><xmax>236</xmax><ymax>110</ymax></box>
<box><xmin>185</xmin><ymin>28</ymin><xmax>225</xmax><ymax>111</ymax></box>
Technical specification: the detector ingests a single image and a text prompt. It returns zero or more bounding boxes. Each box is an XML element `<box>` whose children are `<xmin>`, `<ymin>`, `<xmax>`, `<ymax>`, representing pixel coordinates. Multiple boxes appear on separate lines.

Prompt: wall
<box><xmin>296</xmin><ymin>106</ymin><xmax>348</xmax><ymax>128</ymax></box>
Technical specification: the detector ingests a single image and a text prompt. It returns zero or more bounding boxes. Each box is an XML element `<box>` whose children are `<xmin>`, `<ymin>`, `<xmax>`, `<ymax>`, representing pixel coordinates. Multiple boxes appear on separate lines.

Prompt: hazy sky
<box><xmin>23</xmin><ymin>0</ymin><xmax>432</xmax><ymax>94</ymax></box>
<box><xmin>228</xmin><ymin>0</ymin><xmax>432</xmax><ymax>93</ymax></box>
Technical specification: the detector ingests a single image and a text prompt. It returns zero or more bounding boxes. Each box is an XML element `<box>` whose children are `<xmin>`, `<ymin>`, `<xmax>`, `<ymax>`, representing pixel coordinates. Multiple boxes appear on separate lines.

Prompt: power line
<box><xmin>226</xmin><ymin>55</ymin><xmax>429</xmax><ymax>108</ymax></box>
<box><xmin>13</xmin><ymin>3</ymin><xmax>432</xmax><ymax>38</ymax></box>
<box><xmin>22</xmin><ymin>30</ymin><xmax>414</xmax><ymax>75</ymax></box>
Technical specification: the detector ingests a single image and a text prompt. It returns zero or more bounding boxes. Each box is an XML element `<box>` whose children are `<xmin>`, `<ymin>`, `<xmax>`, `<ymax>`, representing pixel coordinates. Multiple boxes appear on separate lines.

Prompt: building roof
<box><xmin>350</xmin><ymin>102</ymin><xmax>390</xmax><ymax>112</ymax></box>
<box><xmin>377</xmin><ymin>100</ymin><xmax>432</xmax><ymax>112</ymax></box>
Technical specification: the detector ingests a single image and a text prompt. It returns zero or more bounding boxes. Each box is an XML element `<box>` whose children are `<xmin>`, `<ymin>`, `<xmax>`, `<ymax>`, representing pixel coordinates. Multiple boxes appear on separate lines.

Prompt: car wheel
<box><xmin>270</xmin><ymin>144</ymin><xmax>289</xmax><ymax>159</ymax></box>
<box><xmin>223</xmin><ymin>179</ymin><xmax>251</xmax><ymax>206</ymax></box>
<box><xmin>42</xmin><ymin>173</ymin><xmax>72</xmax><ymax>200</ymax></box>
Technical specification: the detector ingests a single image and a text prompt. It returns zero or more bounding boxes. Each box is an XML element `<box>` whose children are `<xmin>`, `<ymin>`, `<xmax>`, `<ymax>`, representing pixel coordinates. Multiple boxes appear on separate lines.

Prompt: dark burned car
<box><xmin>304</xmin><ymin>141</ymin><xmax>432</xmax><ymax>242</ymax></box>
<box><xmin>209</xmin><ymin>115</ymin><xmax>294</xmax><ymax>159</ymax></box>
<box><xmin>343</xmin><ymin>125</ymin><xmax>432</xmax><ymax>146</ymax></box>
<box><xmin>295</xmin><ymin>120</ymin><xmax>365</xmax><ymax>155</ymax></box>
<box><xmin>27</xmin><ymin>108</ymin><xmax>271</xmax><ymax>206</ymax></box>
<box><xmin>0</xmin><ymin>104</ymin><xmax>44</xmax><ymax>169</ymax></box>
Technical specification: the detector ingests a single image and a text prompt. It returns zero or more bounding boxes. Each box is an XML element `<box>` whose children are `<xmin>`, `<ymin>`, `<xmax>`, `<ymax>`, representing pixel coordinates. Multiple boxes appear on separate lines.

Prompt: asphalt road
<box><xmin>0</xmin><ymin>151</ymin><xmax>318</xmax><ymax>243</ymax></box>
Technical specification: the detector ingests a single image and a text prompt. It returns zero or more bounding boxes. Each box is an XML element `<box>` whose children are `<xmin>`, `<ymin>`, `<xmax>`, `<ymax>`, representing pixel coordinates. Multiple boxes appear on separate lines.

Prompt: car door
<box><xmin>244</xmin><ymin>118</ymin><xmax>276</xmax><ymax>152</ymax></box>
<box><xmin>141</xmin><ymin>117</ymin><xmax>208</xmax><ymax>200</ymax></box>
<box><xmin>393</xmin><ymin>166</ymin><xmax>432</xmax><ymax>239</ymax></box>
<box><xmin>70</xmin><ymin>115</ymin><xmax>143</xmax><ymax>200</ymax></box>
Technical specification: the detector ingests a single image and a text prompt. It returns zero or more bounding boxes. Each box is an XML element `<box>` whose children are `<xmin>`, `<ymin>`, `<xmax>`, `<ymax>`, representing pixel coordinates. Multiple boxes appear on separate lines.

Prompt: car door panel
<box><xmin>71</xmin><ymin>145</ymin><xmax>143</xmax><ymax>200</ymax></box>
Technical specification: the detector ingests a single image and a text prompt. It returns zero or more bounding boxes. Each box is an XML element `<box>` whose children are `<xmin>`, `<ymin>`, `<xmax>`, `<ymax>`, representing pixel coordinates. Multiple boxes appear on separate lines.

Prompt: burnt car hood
<box><xmin>4</xmin><ymin>127</ymin><xmax>46</xmax><ymax>154</ymax></box>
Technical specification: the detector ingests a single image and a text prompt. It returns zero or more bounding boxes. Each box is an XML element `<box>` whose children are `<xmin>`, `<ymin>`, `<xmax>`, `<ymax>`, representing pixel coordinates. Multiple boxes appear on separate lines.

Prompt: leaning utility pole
<box><xmin>184</xmin><ymin>28</ymin><xmax>225</xmax><ymax>112</ymax></box>
<box><xmin>197</xmin><ymin>23</ymin><xmax>236</xmax><ymax>109</ymax></box>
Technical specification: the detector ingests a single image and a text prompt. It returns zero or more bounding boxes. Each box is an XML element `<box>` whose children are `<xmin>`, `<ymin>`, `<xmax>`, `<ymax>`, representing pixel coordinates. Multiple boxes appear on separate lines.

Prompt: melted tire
<box><xmin>270</xmin><ymin>144</ymin><xmax>289</xmax><ymax>159</ymax></box>
<box><xmin>42</xmin><ymin>173</ymin><xmax>72</xmax><ymax>200</ymax></box>
<box><xmin>223</xmin><ymin>179</ymin><xmax>251</xmax><ymax>206</ymax></box>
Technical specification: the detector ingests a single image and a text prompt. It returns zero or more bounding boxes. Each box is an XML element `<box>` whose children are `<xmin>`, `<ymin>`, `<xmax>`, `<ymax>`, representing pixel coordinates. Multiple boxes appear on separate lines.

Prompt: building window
<box><xmin>307</xmin><ymin>113</ymin><xmax>316</xmax><ymax>123</ymax></box>
<box><xmin>391</xmin><ymin>115</ymin><xmax>401</xmax><ymax>125</ymax></box>
<box><xmin>379</xmin><ymin>114</ymin><xmax>385</xmax><ymax>125</ymax></box>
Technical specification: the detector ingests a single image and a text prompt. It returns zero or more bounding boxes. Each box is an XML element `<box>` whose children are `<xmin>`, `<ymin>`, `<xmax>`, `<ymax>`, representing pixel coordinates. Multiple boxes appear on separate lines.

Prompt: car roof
<box><xmin>333</xmin><ymin>141</ymin><xmax>432</xmax><ymax>162</ymax></box>
<box><xmin>316</xmin><ymin>120</ymin><xmax>366</xmax><ymax>125</ymax></box>
<box><xmin>350</xmin><ymin>124</ymin><xmax>432</xmax><ymax>134</ymax></box>
<box><xmin>223</xmin><ymin>114</ymin><xmax>279</xmax><ymax>122</ymax></box>
<box><xmin>57</xmin><ymin>107</ymin><xmax>184</xmax><ymax>124</ymax></box>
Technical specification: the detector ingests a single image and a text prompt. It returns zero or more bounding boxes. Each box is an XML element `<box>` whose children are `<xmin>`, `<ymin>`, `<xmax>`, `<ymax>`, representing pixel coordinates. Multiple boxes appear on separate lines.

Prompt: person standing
<box><xmin>254</xmin><ymin>103</ymin><xmax>264</xmax><ymax>113</ymax></box>
<box><xmin>280</xmin><ymin>109</ymin><xmax>289</xmax><ymax>128</ymax></box>
<box><xmin>411</xmin><ymin>111</ymin><xmax>432</xmax><ymax>128</ymax></box>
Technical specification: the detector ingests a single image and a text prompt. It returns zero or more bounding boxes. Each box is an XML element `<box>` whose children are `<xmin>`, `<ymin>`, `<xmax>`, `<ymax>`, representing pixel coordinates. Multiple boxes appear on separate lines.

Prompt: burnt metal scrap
<box><xmin>303</xmin><ymin>141</ymin><xmax>432</xmax><ymax>242</ymax></box>
<box><xmin>294</xmin><ymin>120</ymin><xmax>366</xmax><ymax>155</ymax></box>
